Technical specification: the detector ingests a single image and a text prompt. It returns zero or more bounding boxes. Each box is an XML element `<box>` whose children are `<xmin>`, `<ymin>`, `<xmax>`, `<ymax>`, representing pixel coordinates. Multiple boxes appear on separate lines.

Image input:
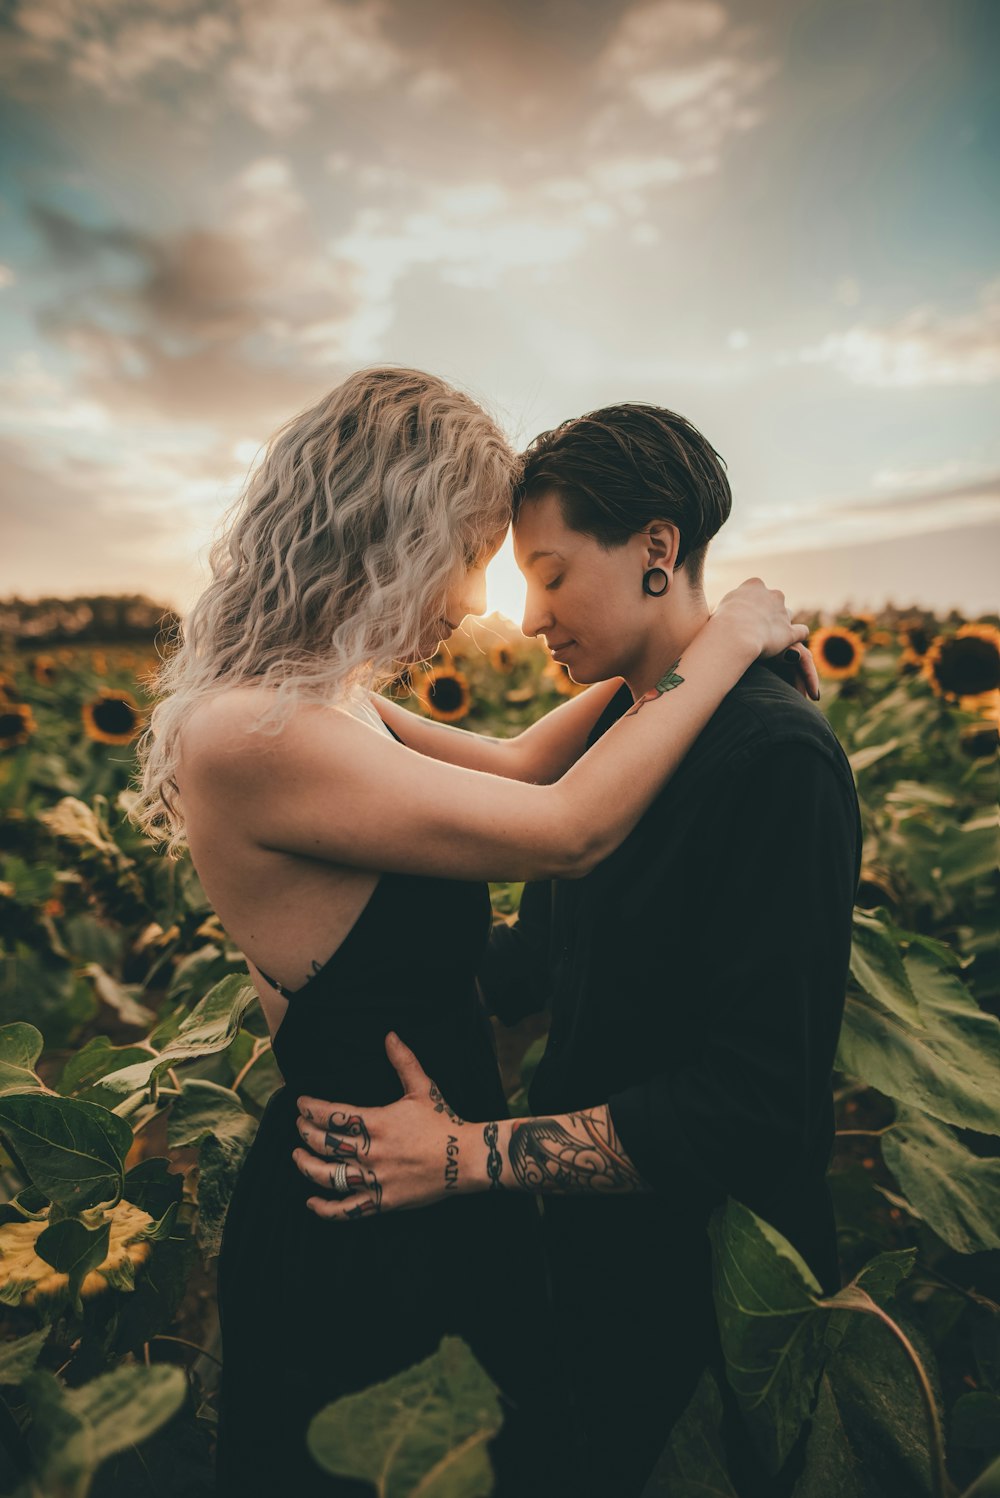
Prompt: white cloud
<box><xmin>800</xmin><ymin>278</ymin><xmax>1000</xmax><ymax>387</ymax></box>
<box><xmin>224</xmin><ymin>0</ymin><xmax>400</xmax><ymax>132</ymax></box>
<box><xmin>590</xmin><ymin>0</ymin><xmax>777</xmax><ymax>191</ymax></box>
<box><xmin>325</xmin><ymin>182</ymin><xmax>595</xmax><ymax>359</ymax></box>
<box><xmin>599</xmin><ymin>1</ymin><xmax>729</xmax><ymax>73</ymax></box>
<box><xmin>5</xmin><ymin>0</ymin><xmax>402</xmax><ymax>132</ymax></box>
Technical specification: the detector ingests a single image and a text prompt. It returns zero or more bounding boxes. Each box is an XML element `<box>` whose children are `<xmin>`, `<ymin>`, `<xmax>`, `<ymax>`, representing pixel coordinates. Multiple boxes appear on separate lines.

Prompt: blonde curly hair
<box><xmin>129</xmin><ymin>367</ymin><xmax>516</xmax><ymax>858</ymax></box>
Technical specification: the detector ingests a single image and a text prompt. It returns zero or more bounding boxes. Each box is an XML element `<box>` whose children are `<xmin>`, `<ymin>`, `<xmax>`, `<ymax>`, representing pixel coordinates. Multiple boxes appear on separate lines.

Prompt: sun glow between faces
<box><xmin>485</xmin><ymin>531</ymin><xmax>527</xmax><ymax>629</ymax></box>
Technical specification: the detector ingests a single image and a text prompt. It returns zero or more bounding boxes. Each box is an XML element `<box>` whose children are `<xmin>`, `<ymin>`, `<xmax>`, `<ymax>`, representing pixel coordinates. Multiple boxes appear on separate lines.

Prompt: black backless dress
<box><xmin>214</xmin><ymin>713</ymin><xmax>557</xmax><ymax>1497</ymax></box>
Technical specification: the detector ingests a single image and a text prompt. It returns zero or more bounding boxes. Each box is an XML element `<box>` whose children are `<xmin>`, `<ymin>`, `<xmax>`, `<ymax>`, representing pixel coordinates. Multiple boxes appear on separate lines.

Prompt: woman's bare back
<box><xmin>175</xmin><ymin>686</ymin><xmax>384</xmax><ymax>1044</ymax></box>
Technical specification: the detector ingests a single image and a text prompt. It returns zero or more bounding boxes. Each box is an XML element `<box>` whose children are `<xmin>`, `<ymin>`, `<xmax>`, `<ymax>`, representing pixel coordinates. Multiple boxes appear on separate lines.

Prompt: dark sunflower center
<box><xmin>429</xmin><ymin>677</ymin><xmax>466</xmax><ymax>712</ymax></box>
<box><xmin>906</xmin><ymin>628</ymin><xmax>930</xmax><ymax>655</ymax></box>
<box><xmin>93</xmin><ymin>698</ymin><xmax>137</xmax><ymax>734</ymax></box>
<box><xmin>0</xmin><ymin>711</ymin><xmax>25</xmax><ymax>738</ymax></box>
<box><xmin>962</xmin><ymin>725</ymin><xmax>999</xmax><ymax>758</ymax></box>
<box><xmin>823</xmin><ymin>635</ymin><xmax>856</xmax><ymax>668</ymax></box>
<box><xmin>934</xmin><ymin>637</ymin><xmax>1000</xmax><ymax>697</ymax></box>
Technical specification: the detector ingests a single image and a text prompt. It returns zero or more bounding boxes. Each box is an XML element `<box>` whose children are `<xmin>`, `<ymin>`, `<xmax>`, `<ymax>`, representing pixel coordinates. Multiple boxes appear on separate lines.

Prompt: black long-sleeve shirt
<box><xmin>477</xmin><ymin>661</ymin><xmax>862</xmax><ymax>1496</ymax></box>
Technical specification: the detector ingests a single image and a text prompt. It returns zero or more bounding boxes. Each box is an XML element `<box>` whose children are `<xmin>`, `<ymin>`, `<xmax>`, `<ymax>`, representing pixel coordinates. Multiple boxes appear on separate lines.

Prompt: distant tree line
<box><xmin>0</xmin><ymin>595</ymin><xmax>180</xmax><ymax>646</ymax></box>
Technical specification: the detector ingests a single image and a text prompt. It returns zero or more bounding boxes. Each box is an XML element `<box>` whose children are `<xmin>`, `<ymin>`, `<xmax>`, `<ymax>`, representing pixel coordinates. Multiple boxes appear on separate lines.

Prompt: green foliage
<box><xmin>21</xmin><ymin>1363</ymin><xmax>187</xmax><ymax>1498</ymax></box>
<box><xmin>308</xmin><ymin>1336</ymin><xmax>503</xmax><ymax>1498</ymax></box>
<box><xmin>882</xmin><ymin>1109</ymin><xmax>1000</xmax><ymax>1254</ymax></box>
<box><xmin>839</xmin><ymin>917</ymin><xmax>1000</xmax><ymax>1135</ymax></box>
<box><xmin>1</xmin><ymin>609</ymin><xmax>998</xmax><ymax>1496</ymax></box>
<box><xmin>643</xmin><ymin>1367</ymin><xmax>739</xmax><ymax>1496</ymax></box>
<box><xmin>0</xmin><ymin>1094</ymin><xmax>131</xmax><ymax>1211</ymax></box>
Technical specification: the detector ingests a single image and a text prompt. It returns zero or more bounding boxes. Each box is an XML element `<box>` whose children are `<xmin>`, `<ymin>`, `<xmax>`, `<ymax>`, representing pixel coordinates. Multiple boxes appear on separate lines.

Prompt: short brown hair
<box><xmin>514</xmin><ymin>403</ymin><xmax>732</xmax><ymax>587</ymax></box>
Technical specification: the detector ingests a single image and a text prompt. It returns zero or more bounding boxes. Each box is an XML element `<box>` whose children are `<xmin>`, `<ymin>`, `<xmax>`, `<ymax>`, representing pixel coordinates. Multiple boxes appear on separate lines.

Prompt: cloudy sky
<box><xmin>1</xmin><ymin>0</ymin><xmax>997</xmax><ymax>623</ymax></box>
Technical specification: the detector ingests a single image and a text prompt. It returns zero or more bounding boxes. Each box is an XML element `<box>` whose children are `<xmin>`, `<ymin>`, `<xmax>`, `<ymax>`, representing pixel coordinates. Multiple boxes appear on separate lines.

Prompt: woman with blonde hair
<box><xmin>131</xmin><ymin>366</ymin><xmax>811</xmax><ymax>1496</ymax></box>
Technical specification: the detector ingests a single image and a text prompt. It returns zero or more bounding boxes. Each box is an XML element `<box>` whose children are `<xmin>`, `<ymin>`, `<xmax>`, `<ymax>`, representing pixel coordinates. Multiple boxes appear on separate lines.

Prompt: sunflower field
<box><xmin>0</xmin><ymin>603</ymin><xmax>998</xmax><ymax>1497</ymax></box>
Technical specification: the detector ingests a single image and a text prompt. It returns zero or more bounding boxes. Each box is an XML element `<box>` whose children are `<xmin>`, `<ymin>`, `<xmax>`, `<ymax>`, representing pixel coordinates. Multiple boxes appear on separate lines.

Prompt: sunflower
<box><xmin>809</xmin><ymin>627</ymin><xmax>865</xmax><ymax>680</ymax></box>
<box><xmin>0</xmin><ymin>702</ymin><xmax>36</xmax><ymax>751</ymax></box>
<box><xmin>416</xmin><ymin>666</ymin><xmax>471</xmax><ymax>723</ymax></box>
<box><xmin>0</xmin><ymin>1199</ymin><xmax>154</xmax><ymax>1308</ymax></box>
<box><xmin>923</xmin><ymin>625</ymin><xmax>1000</xmax><ymax>706</ymax></box>
<box><xmin>869</xmin><ymin>630</ymin><xmax>894</xmax><ymax>647</ymax></box>
<box><xmin>898</xmin><ymin>621</ymin><xmax>933</xmax><ymax>656</ymax></box>
<box><xmin>82</xmin><ymin>687</ymin><xmax>144</xmax><ymax>744</ymax></box>
<box><xmin>0</xmin><ymin>673</ymin><xmax>24</xmax><ymax>702</ymax></box>
<box><xmin>897</xmin><ymin>619</ymin><xmax>936</xmax><ymax>673</ymax></box>
<box><xmin>489</xmin><ymin>642</ymin><xmax>517</xmax><ymax>675</ymax></box>
<box><xmin>840</xmin><ymin>610</ymin><xmax>876</xmax><ymax>636</ymax></box>
<box><xmin>31</xmin><ymin>654</ymin><xmax>58</xmax><ymax>686</ymax></box>
<box><xmin>90</xmin><ymin>650</ymin><xmax>108</xmax><ymax>675</ymax></box>
<box><xmin>543</xmin><ymin>658</ymin><xmax>587</xmax><ymax>697</ymax></box>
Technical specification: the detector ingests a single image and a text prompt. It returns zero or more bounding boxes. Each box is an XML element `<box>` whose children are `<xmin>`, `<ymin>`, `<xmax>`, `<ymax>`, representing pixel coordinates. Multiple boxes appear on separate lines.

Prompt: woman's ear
<box><xmin>644</xmin><ymin>521</ymin><xmax>681</xmax><ymax>571</ymax></box>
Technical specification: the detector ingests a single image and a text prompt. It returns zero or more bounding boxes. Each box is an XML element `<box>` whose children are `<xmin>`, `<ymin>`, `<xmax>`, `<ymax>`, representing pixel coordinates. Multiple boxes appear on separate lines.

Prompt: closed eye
<box><xmin>545</xmin><ymin>576</ymin><xmax>563</xmax><ymax>591</ymax></box>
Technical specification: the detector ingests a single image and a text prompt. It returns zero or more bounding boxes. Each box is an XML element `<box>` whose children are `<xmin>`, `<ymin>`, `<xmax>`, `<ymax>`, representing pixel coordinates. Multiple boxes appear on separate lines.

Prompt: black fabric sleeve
<box><xmin>606</xmin><ymin>740</ymin><xmax>861</xmax><ymax>1205</ymax></box>
<box><xmin>477</xmin><ymin>879</ymin><xmax>553</xmax><ymax>1027</ymax></box>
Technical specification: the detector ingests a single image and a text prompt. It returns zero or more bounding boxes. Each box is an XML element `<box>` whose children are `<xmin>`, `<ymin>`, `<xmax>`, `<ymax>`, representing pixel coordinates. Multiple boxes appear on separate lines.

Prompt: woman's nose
<box><xmin>521</xmin><ymin>594</ymin><xmax>554</xmax><ymax>640</ymax></box>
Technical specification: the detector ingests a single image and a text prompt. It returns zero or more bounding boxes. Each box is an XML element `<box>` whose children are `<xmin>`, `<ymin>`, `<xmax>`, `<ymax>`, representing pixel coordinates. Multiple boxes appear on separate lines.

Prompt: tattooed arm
<box><xmin>481</xmin><ymin>1105</ymin><xmax>651</xmax><ymax>1195</ymax></box>
<box><xmin>293</xmin><ymin>1033</ymin><xmax>652</xmax><ymax>1220</ymax></box>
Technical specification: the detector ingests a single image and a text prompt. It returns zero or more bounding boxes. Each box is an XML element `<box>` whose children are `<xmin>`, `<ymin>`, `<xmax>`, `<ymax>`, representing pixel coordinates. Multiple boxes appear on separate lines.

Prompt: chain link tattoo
<box><xmin>484</xmin><ymin>1120</ymin><xmax>504</xmax><ymax>1190</ymax></box>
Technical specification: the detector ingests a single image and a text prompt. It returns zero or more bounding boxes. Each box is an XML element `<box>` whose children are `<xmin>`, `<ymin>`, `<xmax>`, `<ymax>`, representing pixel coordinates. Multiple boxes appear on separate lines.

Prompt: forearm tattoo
<box><xmin>624</xmin><ymin>657</ymin><xmax>685</xmax><ymax>717</ymax></box>
<box><xmin>507</xmin><ymin>1108</ymin><xmax>645</xmax><ymax>1194</ymax></box>
<box><xmin>323</xmin><ymin>1110</ymin><xmax>371</xmax><ymax>1158</ymax></box>
<box><xmin>444</xmin><ymin>1134</ymin><xmax>460</xmax><ymax>1191</ymax></box>
<box><xmin>483</xmin><ymin>1120</ymin><xmax>503</xmax><ymax>1190</ymax></box>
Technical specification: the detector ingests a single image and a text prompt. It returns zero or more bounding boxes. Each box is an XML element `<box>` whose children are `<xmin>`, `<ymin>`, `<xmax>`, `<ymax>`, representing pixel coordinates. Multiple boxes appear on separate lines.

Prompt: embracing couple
<box><xmin>135</xmin><ymin>368</ymin><xmax>861</xmax><ymax>1497</ymax></box>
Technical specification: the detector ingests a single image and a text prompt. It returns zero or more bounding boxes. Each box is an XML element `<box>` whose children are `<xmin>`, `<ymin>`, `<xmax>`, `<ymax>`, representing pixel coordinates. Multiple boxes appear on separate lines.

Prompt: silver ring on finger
<box><xmin>330</xmin><ymin>1162</ymin><xmax>353</xmax><ymax>1194</ymax></box>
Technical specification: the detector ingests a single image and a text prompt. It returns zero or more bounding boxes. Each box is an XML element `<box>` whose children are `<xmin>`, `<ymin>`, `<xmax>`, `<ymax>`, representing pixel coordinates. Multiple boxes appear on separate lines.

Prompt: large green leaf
<box><xmin>818</xmin><ymin>1304</ymin><xmax>940</xmax><ymax>1498</ymax></box>
<box><xmin>0</xmin><ymin>1094</ymin><xmax>131</xmax><ymax>1210</ymax></box>
<box><xmin>96</xmin><ymin>975</ymin><xmax>256</xmax><ymax>1095</ymax></box>
<box><xmin>710</xmin><ymin>1199</ymin><xmax>921</xmax><ymax>1478</ymax></box>
<box><xmin>308</xmin><ymin>1335</ymin><xmax>502</xmax><ymax>1498</ymax></box>
<box><xmin>882</xmin><ymin>1107</ymin><xmax>1000</xmax><ymax>1254</ymax></box>
<box><xmin>35</xmin><ymin>1216</ymin><xmax>112</xmax><ymax>1311</ymax></box>
<box><xmin>838</xmin><ymin>937</ymin><xmax>1000</xmax><ymax>1136</ymax></box>
<box><xmin>56</xmin><ymin>1036</ymin><xmax>152</xmax><ymax>1105</ymax></box>
<box><xmin>708</xmin><ymin>1200</ymin><xmax>827</xmax><ymax>1473</ymax></box>
<box><xmin>0</xmin><ymin>1023</ymin><xmax>44</xmax><ymax>1096</ymax></box>
<box><xmin>849</xmin><ymin>912</ymin><xmax>920</xmax><ymax>1022</ymax></box>
<box><xmin>25</xmin><ymin>1363</ymin><xmax>186</xmax><ymax>1498</ymax></box>
<box><xmin>168</xmin><ymin>1080</ymin><xmax>257</xmax><ymax>1259</ymax></box>
<box><xmin>792</xmin><ymin>1374</ymin><xmax>862</xmax><ymax>1498</ymax></box>
<box><xmin>962</xmin><ymin>1452</ymin><xmax>1000</xmax><ymax>1498</ymax></box>
<box><xmin>641</xmin><ymin>1366</ymin><xmax>739</xmax><ymax>1497</ymax></box>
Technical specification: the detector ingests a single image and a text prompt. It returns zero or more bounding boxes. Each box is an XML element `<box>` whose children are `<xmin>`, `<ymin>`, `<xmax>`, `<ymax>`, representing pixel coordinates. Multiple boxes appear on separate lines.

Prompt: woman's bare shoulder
<box><xmin>179</xmin><ymin>684</ymin><xmax>368</xmax><ymax>779</ymax></box>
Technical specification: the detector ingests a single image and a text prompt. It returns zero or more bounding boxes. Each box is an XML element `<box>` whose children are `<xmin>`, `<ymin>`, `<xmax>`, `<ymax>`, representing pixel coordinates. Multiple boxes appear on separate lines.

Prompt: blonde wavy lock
<box><xmin>129</xmin><ymin>367</ymin><xmax>516</xmax><ymax>858</ymax></box>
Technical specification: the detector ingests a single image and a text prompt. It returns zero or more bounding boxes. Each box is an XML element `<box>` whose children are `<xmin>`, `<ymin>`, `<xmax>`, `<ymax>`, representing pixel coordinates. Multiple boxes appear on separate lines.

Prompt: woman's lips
<box><xmin>549</xmin><ymin>640</ymin><xmax>576</xmax><ymax>660</ymax></box>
